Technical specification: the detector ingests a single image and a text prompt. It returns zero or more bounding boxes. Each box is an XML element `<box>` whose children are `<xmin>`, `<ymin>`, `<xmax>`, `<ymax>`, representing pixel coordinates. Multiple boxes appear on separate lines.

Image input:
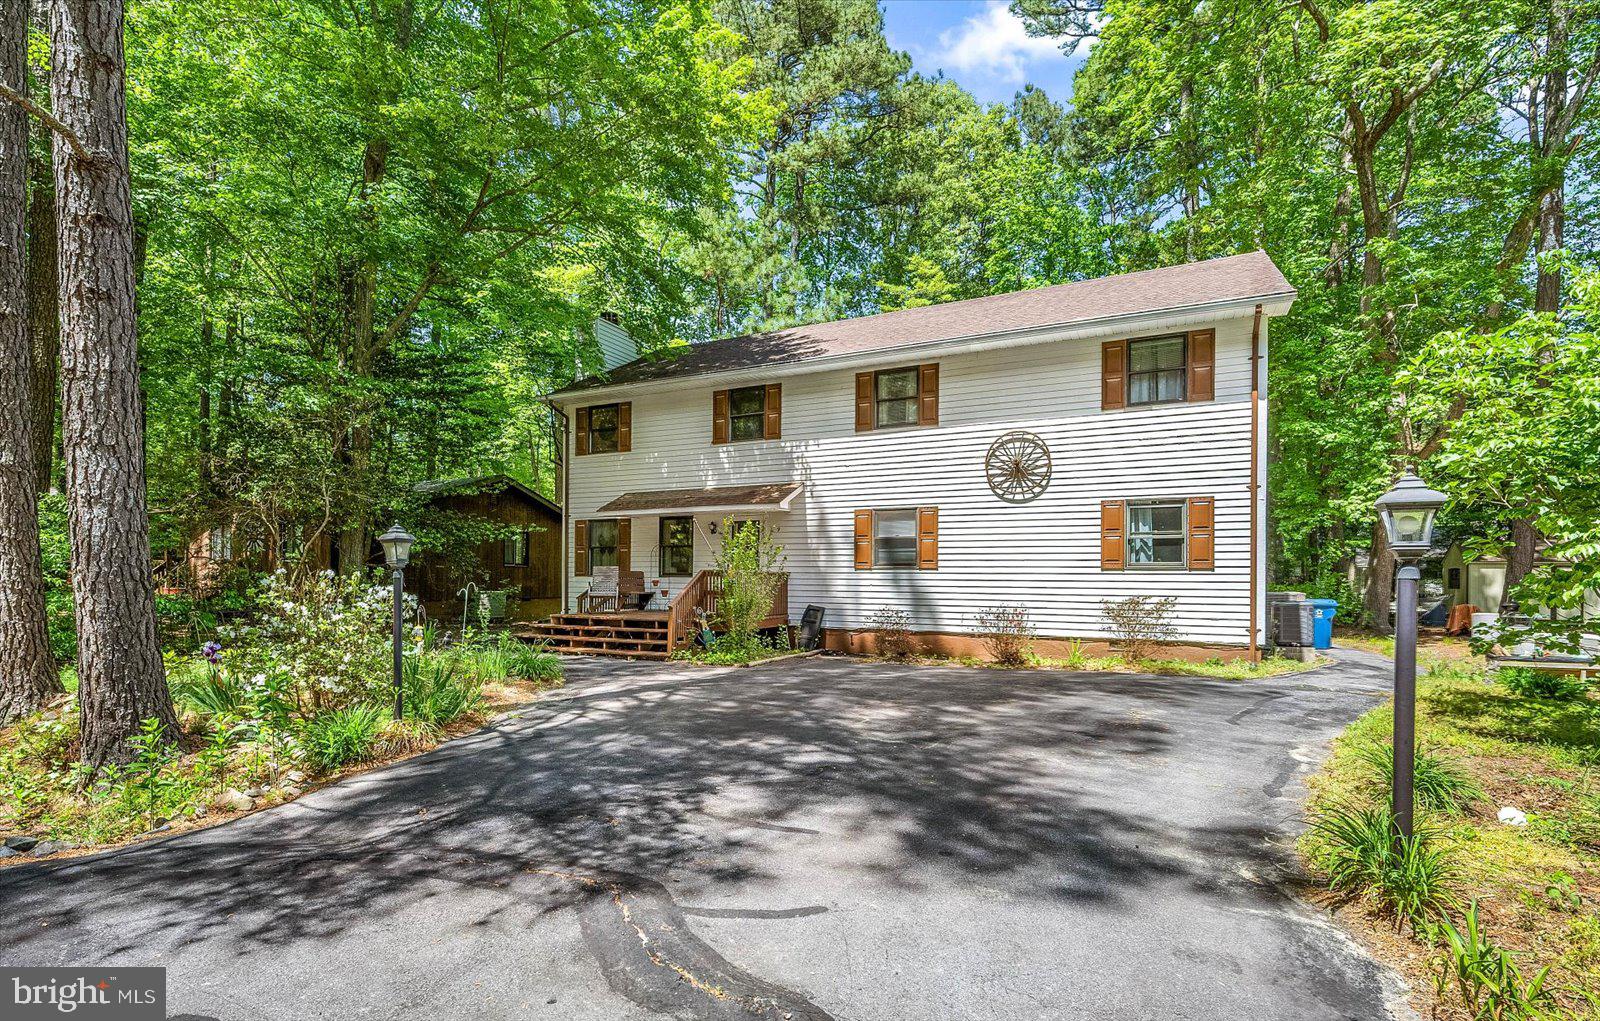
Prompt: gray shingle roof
<box><xmin>555</xmin><ymin>251</ymin><xmax>1293</xmax><ymax>397</ymax></box>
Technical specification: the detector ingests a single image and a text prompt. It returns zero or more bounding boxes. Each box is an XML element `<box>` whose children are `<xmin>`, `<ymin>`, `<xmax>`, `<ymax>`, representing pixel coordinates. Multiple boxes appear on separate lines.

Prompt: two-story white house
<box><xmin>537</xmin><ymin>252</ymin><xmax>1295</xmax><ymax>659</ymax></box>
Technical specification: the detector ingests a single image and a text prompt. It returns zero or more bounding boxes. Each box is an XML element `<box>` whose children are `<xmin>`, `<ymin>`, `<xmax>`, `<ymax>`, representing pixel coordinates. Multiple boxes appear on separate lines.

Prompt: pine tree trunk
<box><xmin>0</xmin><ymin>0</ymin><xmax>60</xmax><ymax>723</ymax></box>
<box><xmin>26</xmin><ymin>0</ymin><xmax>57</xmax><ymax>492</ymax></box>
<box><xmin>26</xmin><ymin>150</ymin><xmax>57</xmax><ymax>491</ymax></box>
<box><xmin>50</xmin><ymin>0</ymin><xmax>175</xmax><ymax>764</ymax></box>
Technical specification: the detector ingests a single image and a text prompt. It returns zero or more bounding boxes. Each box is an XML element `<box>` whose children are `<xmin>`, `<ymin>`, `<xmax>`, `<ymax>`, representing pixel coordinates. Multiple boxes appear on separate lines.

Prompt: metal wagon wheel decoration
<box><xmin>985</xmin><ymin>430</ymin><xmax>1052</xmax><ymax>503</ymax></box>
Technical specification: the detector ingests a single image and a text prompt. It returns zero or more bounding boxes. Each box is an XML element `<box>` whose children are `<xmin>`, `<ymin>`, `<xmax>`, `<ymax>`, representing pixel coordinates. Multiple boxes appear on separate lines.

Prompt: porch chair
<box><xmin>578</xmin><ymin>568</ymin><xmax>647</xmax><ymax>612</ymax></box>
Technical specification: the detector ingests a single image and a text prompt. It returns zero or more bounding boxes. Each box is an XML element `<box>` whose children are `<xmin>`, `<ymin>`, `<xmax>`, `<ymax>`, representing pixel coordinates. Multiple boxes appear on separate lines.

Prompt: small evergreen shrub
<box><xmin>301</xmin><ymin>706</ymin><xmax>384</xmax><ymax>770</ymax></box>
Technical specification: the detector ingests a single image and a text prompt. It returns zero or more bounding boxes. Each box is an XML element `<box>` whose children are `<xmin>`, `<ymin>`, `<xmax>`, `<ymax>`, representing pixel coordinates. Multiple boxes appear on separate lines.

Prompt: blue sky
<box><xmin>880</xmin><ymin>0</ymin><xmax>1089</xmax><ymax>107</ymax></box>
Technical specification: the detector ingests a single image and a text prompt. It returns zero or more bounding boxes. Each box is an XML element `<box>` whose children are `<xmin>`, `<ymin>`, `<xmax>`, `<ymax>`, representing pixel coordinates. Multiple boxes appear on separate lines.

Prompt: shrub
<box><xmin>301</xmin><ymin>706</ymin><xmax>384</xmax><ymax>770</ymax></box>
<box><xmin>221</xmin><ymin>570</ymin><xmax>404</xmax><ymax>716</ymax></box>
<box><xmin>871</xmin><ymin>607</ymin><xmax>915</xmax><ymax>660</ymax></box>
<box><xmin>1353</xmin><ymin>743</ymin><xmax>1483</xmax><ymax>814</ymax></box>
<box><xmin>453</xmin><ymin>634</ymin><xmax>562</xmax><ymax>684</ymax></box>
<box><xmin>1311</xmin><ymin>803</ymin><xmax>1457</xmax><ymax>924</ymax></box>
<box><xmin>1427</xmin><ymin>900</ymin><xmax>1558</xmax><ymax>1020</ymax></box>
<box><xmin>1498</xmin><ymin>666</ymin><xmax>1589</xmax><ymax>701</ymax></box>
<box><xmin>715</xmin><ymin>518</ymin><xmax>784</xmax><ymax>646</ymax></box>
<box><xmin>1101</xmin><ymin>596</ymin><xmax>1178</xmax><ymax>660</ymax></box>
<box><xmin>973</xmin><ymin>604</ymin><xmax>1035</xmax><ymax>667</ymax></box>
<box><xmin>403</xmin><ymin>659</ymin><xmax>483</xmax><ymax>726</ymax></box>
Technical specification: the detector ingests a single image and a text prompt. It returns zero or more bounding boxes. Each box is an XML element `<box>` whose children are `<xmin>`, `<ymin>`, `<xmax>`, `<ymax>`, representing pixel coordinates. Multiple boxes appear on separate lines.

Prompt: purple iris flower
<box><xmin>202</xmin><ymin>641</ymin><xmax>223</xmax><ymax>664</ymax></box>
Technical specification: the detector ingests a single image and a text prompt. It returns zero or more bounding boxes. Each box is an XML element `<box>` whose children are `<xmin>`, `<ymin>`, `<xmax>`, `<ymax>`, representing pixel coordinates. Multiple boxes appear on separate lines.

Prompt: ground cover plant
<box><xmin>0</xmin><ymin>571</ymin><xmax>562</xmax><ymax>856</ymax></box>
<box><xmin>1302</xmin><ymin>644</ymin><xmax>1600</xmax><ymax>1018</ymax></box>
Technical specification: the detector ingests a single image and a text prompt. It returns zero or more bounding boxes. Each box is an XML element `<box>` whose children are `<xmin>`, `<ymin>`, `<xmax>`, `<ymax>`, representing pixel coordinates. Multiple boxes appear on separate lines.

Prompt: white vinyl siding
<box><xmin>563</xmin><ymin>313</ymin><xmax>1267</xmax><ymax>645</ymax></box>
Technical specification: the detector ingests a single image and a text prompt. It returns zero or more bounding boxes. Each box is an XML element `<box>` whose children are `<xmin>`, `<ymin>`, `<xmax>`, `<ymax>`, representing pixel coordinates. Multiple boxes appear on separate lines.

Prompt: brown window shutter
<box><xmin>853</xmin><ymin>510</ymin><xmax>874</xmax><ymax>569</ymax></box>
<box><xmin>764</xmin><ymin>383</ymin><xmax>782</xmax><ymax>440</ymax></box>
<box><xmin>711</xmin><ymin>389</ymin><xmax>730</xmax><ymax>444</ymax></box>
<box><xmin>574</xmin><ymin>407</ymin><xmax>590</xmax><ymax>456</ymax></box>
<box><xmin>918</xmin><ymin>364</ymin><xmax>939</xmax><ymax>426</ymax></box>
<box><xmin>1100</xmin><ymin>500</ymin><xmax>1126</xmax><ymax>570</ymax></box>
<box><xmin>1187</xmin><ymin>496</ymin><xmax>1215</xmax><ymax>570</ymax></box>
<box><xmin>917</xmin><ymin>507</ymin><xmax>938</xmax><ymax>570</ymax></box>
<box><xmin>1187</xmin><ymin>329</ymin><xmax>1215</xmax><ymax>403</ymax></box>
<box><xmin>617</xmin><ymin>518</ymin><xmax>631</xmax><ymax>571</ymax></box>
<box><xmin>854</xmin><ymin>372</ymin><xmax>874</xmax><ymax>432</ymax></box>
<box><xmin>574</xmin><ymin>520</ymin><xmax>590</xmax><ymax>576</ymax></box>
<box><xmin>1101</xmin><ymin>340</ymin><xmax>1127</xmax><ymax>411</ymax></box>
<box><xmin>617</xmin><ymin>402</ymin><xmax>632</xmax><ymax>452</ymax></box>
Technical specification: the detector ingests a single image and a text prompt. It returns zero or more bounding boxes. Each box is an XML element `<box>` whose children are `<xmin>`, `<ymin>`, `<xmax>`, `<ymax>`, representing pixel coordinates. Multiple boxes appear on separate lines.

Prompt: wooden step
<box><xmin>537</xmin><ymin>644</ymin><xmax>670</xmax><ymax>660</ymax></box>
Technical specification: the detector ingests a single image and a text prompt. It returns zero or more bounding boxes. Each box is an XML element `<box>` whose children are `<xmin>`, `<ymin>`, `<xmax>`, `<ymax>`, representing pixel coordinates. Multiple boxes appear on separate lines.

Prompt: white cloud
<box><xmin>932</xmin><ymin>1</ymin><xmax>1082</xmax><ymax>85</ymax></box>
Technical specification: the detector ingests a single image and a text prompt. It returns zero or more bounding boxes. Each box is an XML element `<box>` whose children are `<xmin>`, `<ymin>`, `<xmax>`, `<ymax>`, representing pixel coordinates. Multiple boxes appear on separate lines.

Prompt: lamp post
<box><xmin>1374</xmin><ymin>473</ymin><xmax>1449</xmax><ymax>840</ymax></box>
<box><xmin>378</xmin><ymin>523</ymin><xmax>415</xmax><ymax>722</ymax></box>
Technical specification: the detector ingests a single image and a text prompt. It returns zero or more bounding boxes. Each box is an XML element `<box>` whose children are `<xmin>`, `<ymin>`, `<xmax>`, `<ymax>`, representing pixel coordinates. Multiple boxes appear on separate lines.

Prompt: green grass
<box><xmin>1351</xmin><ymin>743</ymin><xmax>1484</xmax><ymax>814</ymax></box>
<box><xmin>1309</xmin><ymin>802</ymin><xmax>1458</xmax><ymax>924</ymax></box>
<box><xmin>1303</xmin><ymin>653</ymin><xmax>1600</xmax><ymax>1015</ymax></box>
<box><xmin>1028</xmin><ymin>651</ymin><xmax>1324</xmax><ymax>679</ymax></box>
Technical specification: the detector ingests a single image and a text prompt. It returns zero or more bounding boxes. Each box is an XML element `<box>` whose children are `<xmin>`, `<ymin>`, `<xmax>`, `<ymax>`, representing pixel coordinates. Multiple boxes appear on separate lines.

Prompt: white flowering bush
<box><xmin>219</xmin><ymin>570</ymin><xmax>413</xmax><ymax>716</ymax></box>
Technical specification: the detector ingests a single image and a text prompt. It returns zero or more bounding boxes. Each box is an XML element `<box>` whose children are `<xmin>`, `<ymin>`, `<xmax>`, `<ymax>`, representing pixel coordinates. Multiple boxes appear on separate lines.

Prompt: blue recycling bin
<box><xmin>1308</xmin><ymin>598</ymin><xmax>1338</xmax><ymax>649</ymax></box>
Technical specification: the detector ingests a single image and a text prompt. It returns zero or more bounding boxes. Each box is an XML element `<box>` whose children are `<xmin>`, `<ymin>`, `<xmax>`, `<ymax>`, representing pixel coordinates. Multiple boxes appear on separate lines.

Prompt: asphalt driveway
<box><xmin>0</xmin><ymin>650</ymin><xmax>1409</xmax><ymax>1020</ymax></box>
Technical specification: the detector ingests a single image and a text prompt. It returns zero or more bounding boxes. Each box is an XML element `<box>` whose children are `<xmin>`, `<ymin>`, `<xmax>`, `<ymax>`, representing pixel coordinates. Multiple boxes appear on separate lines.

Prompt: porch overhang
<box><xmin>594</xmin><ymin>482</ymin><xmax>803</xmax><ymax>517</ymax></box>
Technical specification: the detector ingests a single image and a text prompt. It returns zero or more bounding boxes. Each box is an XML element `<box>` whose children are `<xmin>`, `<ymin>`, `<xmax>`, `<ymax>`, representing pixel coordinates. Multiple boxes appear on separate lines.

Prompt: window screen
<box><xmin>659</xmin><ymin>517</ymin><xmax>694</xmax><ymax>576</ymax></box>
<box><xmin>588</xmin><ymin>519</ymin><xmax>619</xmax><ymax>568</ymax></box>
<box><xmin>729</xmin><ymin>386</ymin><xmax>765</xmax><ymax>442</ymax></box>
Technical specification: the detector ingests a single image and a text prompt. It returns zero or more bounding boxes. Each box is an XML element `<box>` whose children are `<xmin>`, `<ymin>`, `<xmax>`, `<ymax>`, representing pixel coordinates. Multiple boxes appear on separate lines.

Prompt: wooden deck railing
<box><xmin>665</xmin><ymin>570</ymin><xmax>789</xmax><ymax>651</ymax></box>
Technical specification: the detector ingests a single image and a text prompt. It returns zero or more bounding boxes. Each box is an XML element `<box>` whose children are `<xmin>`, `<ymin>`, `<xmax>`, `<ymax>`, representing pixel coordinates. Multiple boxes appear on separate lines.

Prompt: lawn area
<box><xmin>1303</xmin><ymin>641</ymin><xmax>1600</xmax><ymax>1018</ymax></box>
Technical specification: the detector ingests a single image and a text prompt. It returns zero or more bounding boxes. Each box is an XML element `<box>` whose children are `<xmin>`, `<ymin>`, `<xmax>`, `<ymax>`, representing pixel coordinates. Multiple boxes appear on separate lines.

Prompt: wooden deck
<box><xmin>517</xmin><ymin>570</ymin><xmax>789</xmax><ymax>658</ymax></box>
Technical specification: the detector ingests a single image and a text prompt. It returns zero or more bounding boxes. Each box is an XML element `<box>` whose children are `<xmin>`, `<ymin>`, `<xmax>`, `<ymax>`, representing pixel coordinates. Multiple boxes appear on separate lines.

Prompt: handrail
<box><xmin>665</xmin><ymin>569</ymin><xmax>790</xmax><ymax>651</ymax></box>
<box><xmin>666</xmin><ymin>569</ymin><xmax>714</xmax><ymax>651</ymax></box>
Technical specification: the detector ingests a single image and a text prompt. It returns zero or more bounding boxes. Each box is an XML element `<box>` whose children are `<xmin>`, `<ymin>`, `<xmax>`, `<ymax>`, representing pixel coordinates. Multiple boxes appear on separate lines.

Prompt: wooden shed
<box><xmin>411</xmin><ymin>476</ymin><xmax>563</xmax><ymax>624</ymax></box>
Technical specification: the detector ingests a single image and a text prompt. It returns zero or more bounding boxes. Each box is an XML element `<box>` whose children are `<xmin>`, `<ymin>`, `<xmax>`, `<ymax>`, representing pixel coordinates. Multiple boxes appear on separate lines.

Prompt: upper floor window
<box><xmin>713</xmin><ymin>385</ymin><xmax>780</xmax><ymax>443</ymax></box>
<box><xmin>729</xmin><ymin>386</ymin><xmax>767</xmax><ymax>442</ymax></box>
<box><xmin>856</xmin><ymin>364</ymin><xmax>937</xmax><ymax>432</ymax></box>
<box><xmin>1126</xmin><ymin>500</ymin><xmax>1186</xmax><ymax>567</ymax></box>
<box><xmin>1127</xmin><ymin>335</ymin><xmax>1186</xmax><ymax>405</ymax></box>
<box><xmin>586</xmin><ymin>403</ymin><xmax>621</xmax><ymax>453</ymax></box>
<box><xmin>503</xmin><ymin>530</ymin><xmax>528</xmax><ymax>567</ymax></box>
<box><xmin>874</xmin><ymin>368</ymin><xmax>921</xmax><ymax>428</ymax></box>
<box><xmin>575</xmin><ymin>402</ymin><xmax>631</xmax><ymax>455</ymax></box>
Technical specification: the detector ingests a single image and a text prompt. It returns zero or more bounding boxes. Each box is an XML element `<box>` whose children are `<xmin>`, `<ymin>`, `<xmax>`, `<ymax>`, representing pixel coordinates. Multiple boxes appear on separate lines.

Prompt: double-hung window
<box><xmin>1127</xmin><ymin>335</ymin><xmax>1186</xmax><ymax>405</ymax></box>
<box><xmin>588</xmin><ymin>520</ymin><xmax>619</xmax><ymax>569</ymax></box>
<box><xmin>874</xmin><ymin>367</ymin><xmax>920</xmax><ymax>428</ymax></box>
<box><xmin>872</xmin><ymin>509</ymin><xmax>919</xmax><ymax>567</ymax></box>
<box><xmin>1126</xmin><ymin>500</ymin><xmax>1186</xmax><ymax>567</ymax></box>
<box><xmin>659</xmin><ymin>517</ymin><xmax>694</xmax><ymax>576</ymax></box>
<box><xmin>586</xmin><ymin>403</ymin><xmax>621</xmax><ymax>453</ymax></box>
<box><xmin>729</xmin><ymin>386</ymin><xmax>766</xmax><ymax>442</ymax></box>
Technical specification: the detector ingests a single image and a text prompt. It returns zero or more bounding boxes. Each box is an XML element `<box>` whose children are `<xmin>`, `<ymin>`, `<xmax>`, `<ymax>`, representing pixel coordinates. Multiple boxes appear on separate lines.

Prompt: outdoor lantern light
<box><xmin>1373</xmin><ymin>472</ymin><xmax>1450</xmax><ymax>843</ymax></box>
<box><xmin>1375</xmin><ymin>473</ymin><xmax>1448</xmax><ymax>561</ymax></box>
<box><xmin>378</xmin><ymin>522</ymin><xmax>415</xmax><ymax>721</ymax></box>
<box><xmin>378</xmin><ymin>522</ymin><xmax>415</xmax><ymax>569</ymax></box>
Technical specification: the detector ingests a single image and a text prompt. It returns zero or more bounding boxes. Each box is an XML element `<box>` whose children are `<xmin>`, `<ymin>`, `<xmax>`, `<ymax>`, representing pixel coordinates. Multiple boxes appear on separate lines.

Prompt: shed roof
<box><xmin>594</xmin><ymin>482</ymin><xmax>803</xmax><ymax>516</ymax></box>
<box><xmin>412</xmin><ymin>475</ymin><xmax>561</xmax><ymax>517</ymax></box>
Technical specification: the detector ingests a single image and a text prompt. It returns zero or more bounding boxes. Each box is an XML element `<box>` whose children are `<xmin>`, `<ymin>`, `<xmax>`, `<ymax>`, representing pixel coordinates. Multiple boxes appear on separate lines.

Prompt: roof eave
<box><xmin>550</xmin><ymin>289</ymin><xmax>1296</xmax><ymax>405</ymax></box>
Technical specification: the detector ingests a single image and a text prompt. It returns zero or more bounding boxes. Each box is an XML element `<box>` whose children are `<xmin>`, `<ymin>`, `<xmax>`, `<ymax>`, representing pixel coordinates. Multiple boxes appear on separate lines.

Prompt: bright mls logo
<box><xmin>3</xmin><ymin>968</ymin><xmax>165</xmax><ymax>1020</ymax></box>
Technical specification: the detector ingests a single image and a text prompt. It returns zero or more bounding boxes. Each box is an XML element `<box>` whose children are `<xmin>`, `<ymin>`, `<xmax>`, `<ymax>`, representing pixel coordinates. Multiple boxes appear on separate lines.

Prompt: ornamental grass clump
<box><xmin>301</xmin><ymin>705</ymin><xmax>385</xmax><ymax>770</ymax></box>
<box><xmin>1353</xmin><ymin>743</ymin><xmax>1483</xmax><ymax>815</ymax></box>
<box><xmin>1311</xmin><ymin>803</ymin><xmax>1457</xmax><ymax>925</ymax></box>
